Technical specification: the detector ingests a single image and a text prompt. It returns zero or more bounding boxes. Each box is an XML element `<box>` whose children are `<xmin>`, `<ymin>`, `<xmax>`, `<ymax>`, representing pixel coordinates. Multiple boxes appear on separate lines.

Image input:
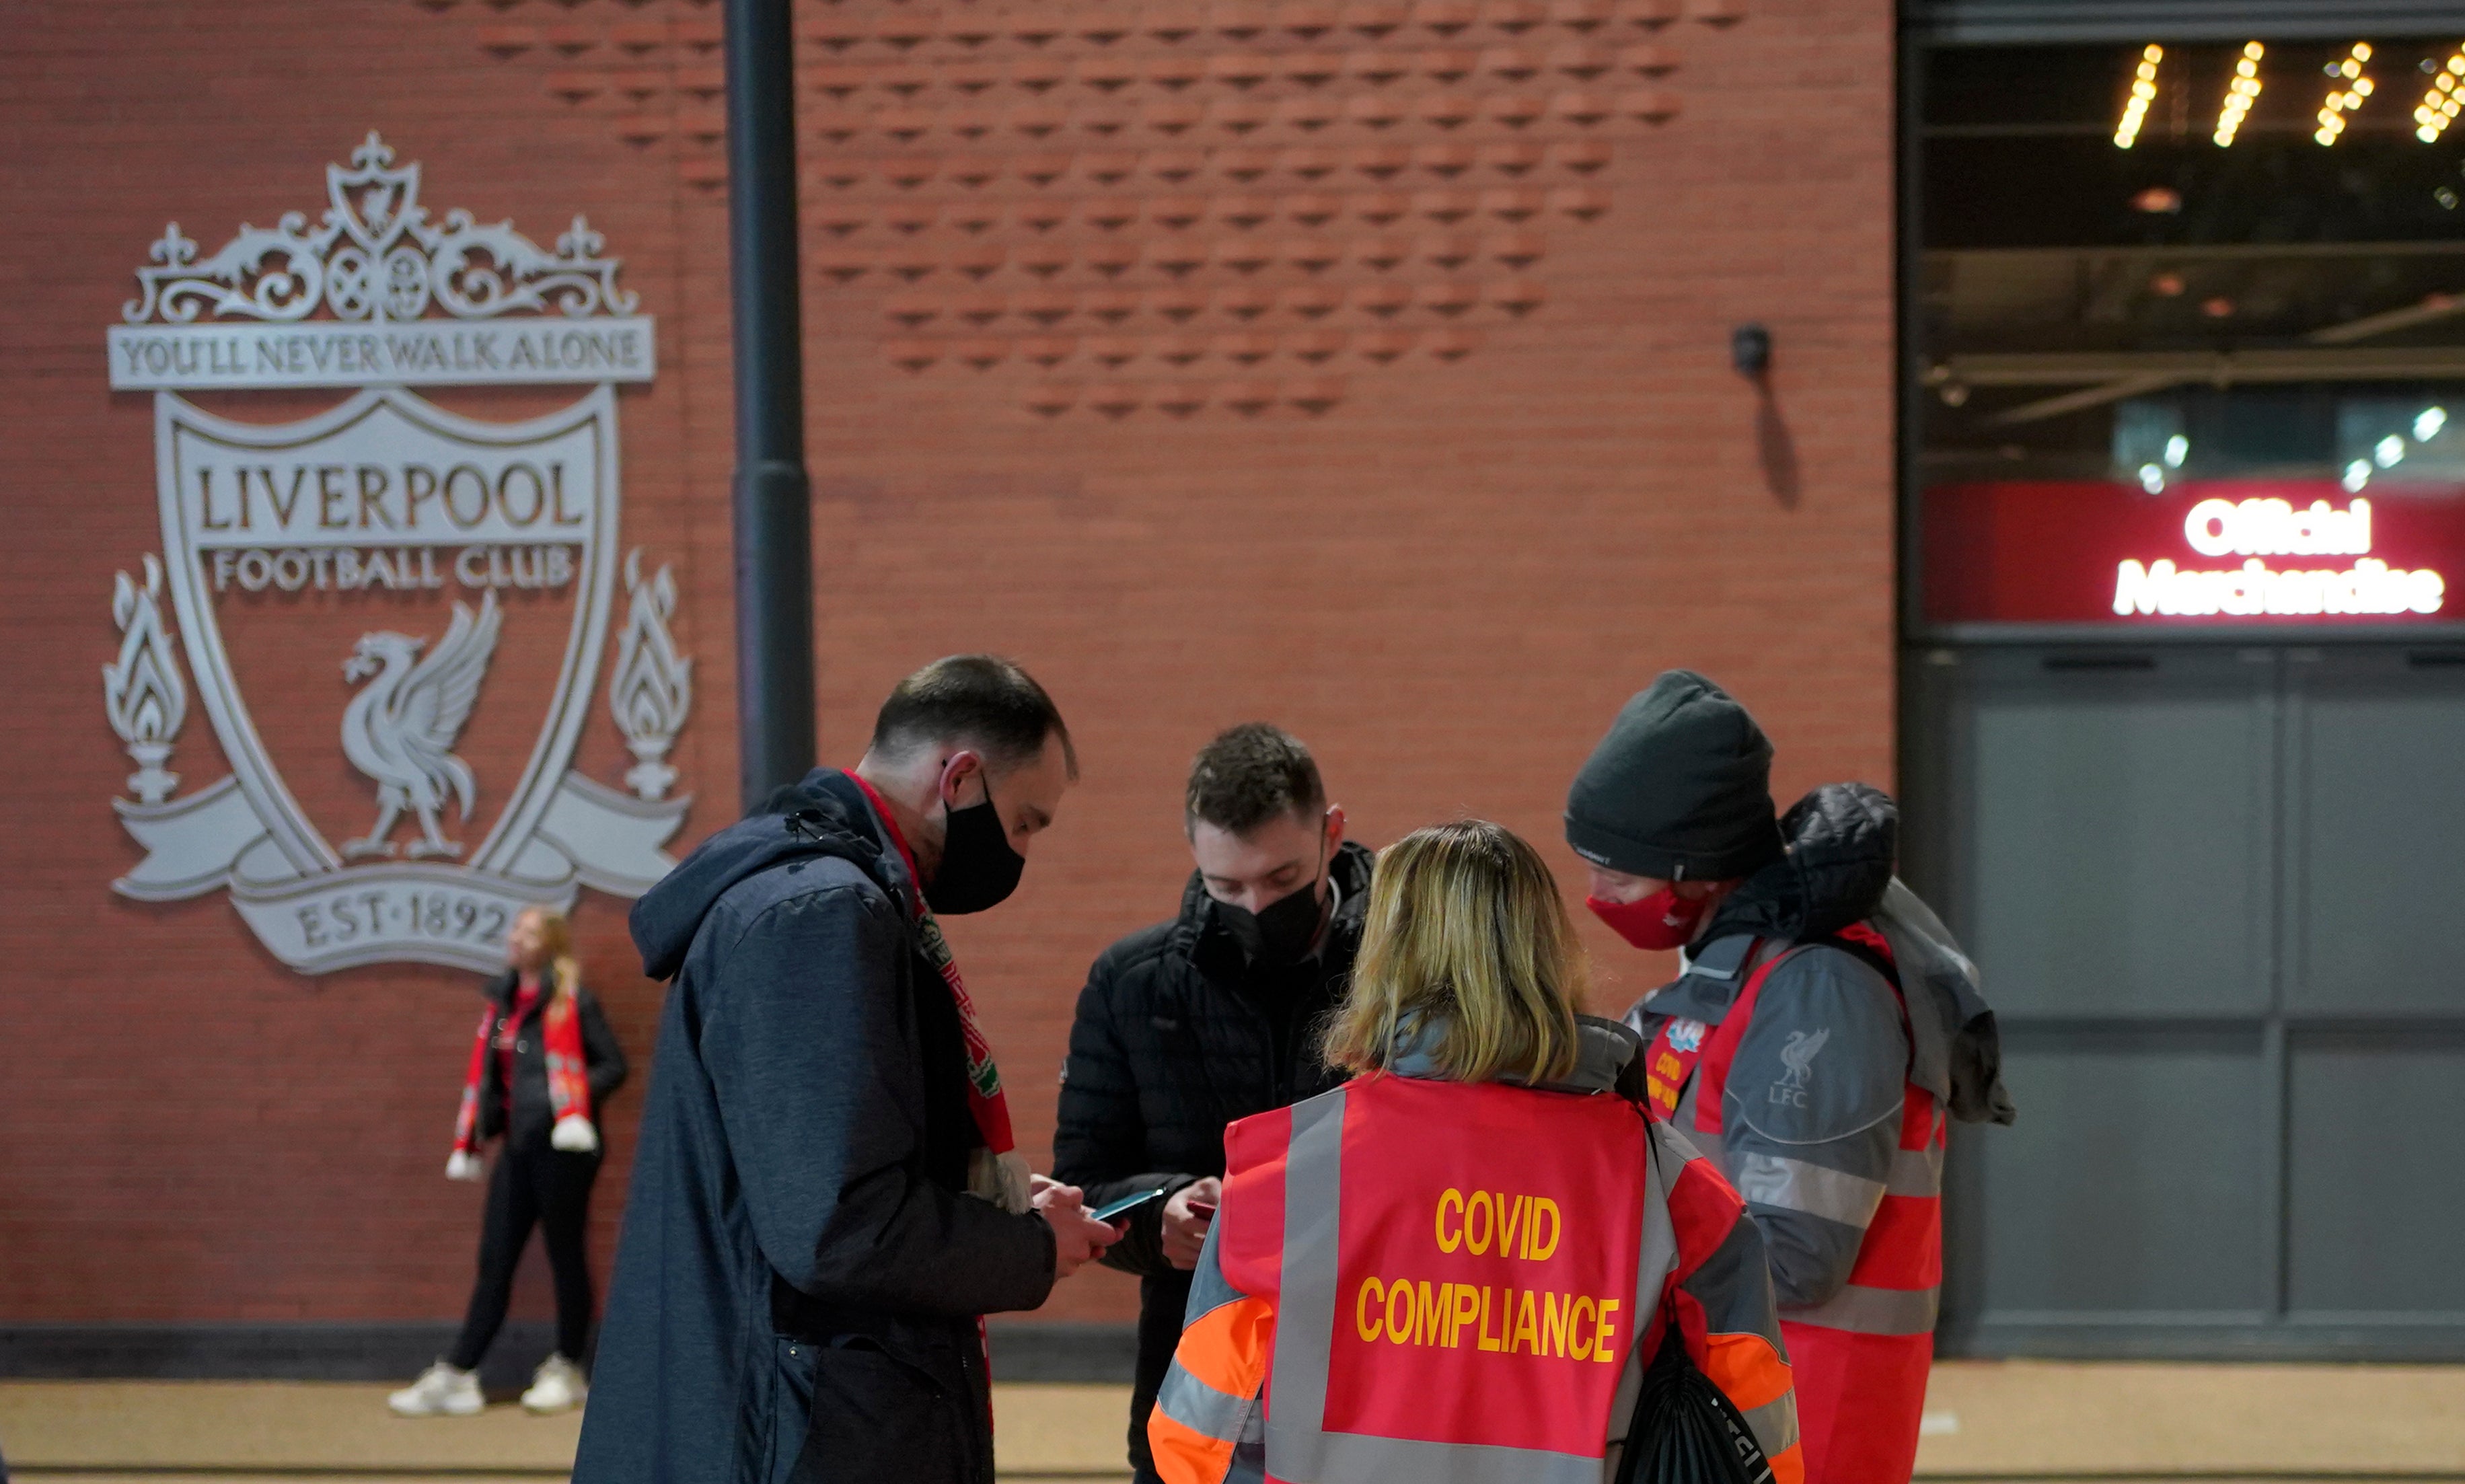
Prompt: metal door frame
<box><xmin>1909</xmin><ymin>640</ymin><xmax>2465</xmax><ymax>1360</ymax></box>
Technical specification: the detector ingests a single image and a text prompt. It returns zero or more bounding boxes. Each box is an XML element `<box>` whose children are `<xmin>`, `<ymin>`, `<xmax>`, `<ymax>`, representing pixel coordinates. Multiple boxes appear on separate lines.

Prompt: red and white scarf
<box><xmin>846</xmin><ymin>770</ymin><xmax>1034</xmax><ymax>1419</ymax></box>
<box><xmin>450</xmin><ymin>970</ymin><xmax>593</xmax><ymax>1168</ymax></box>
<box><xmin>846</xmin><ymin>772</ymin><xmax>1031</xmax><ymax>1214</ymax></box>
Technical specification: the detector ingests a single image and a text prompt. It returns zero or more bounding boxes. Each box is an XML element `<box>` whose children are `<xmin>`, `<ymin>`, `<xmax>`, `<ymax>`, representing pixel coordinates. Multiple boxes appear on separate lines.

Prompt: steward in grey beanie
<box><xmin>1564</xmin><ymin>670</ymin><xmax>1786</xmax><ymax>881</ymax></box>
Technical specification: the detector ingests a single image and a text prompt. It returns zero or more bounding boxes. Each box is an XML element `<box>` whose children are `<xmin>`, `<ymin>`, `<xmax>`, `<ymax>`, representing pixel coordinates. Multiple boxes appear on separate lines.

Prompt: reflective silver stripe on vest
<box><xmin>1783</xmin><ymin>1282</ymin><xmax>1939</xmax><ymax>1337</ymax></box>
<box><xmin>1637</xmin><ymin>1125</ymin><xmax>1681</xmax><ymax>1320</ymax></box>
<box><xmin>1608</xmin><ymin>1125</ymin><xmax>1683</xmax><ymax>1456</ymax></box>
<box><xmin>1886</xmin><ymin>1141</ymin><xmax>1944</xmax><ymax>1198</ymax></box>
<box><xmin>1156</xmin><ymin>1356</ymin><xmax>1256</xmax><ymax>1444</ymax></box>
<box><xmin>1265</xmin><ymin>1088</ymin><xmax>1348</xmax><ymax>1456</ymax></box>
<box><xmin>1730</xmin><ymin>1153</ymin><xmax>1885</xmax><ymax>1228</ymax></box>
<box><xmin>1263</xmin><ymin>1086</ymin><xmax>1652</xmax><ymax>1484</ymax></box>
<box><xmin>1285</xmin><ymin>1432</ymin><xmax>1608</xmax><ymax>1484</ymax></box>
<box><xmin>1671</xmin><ymin>1078</ymin><xmax>1726</xmax><ymax>1169</ymax></box>
<box><xmin>1740</xmin><ymin>1392</ymin><xmax>1801</xmax><ymax>1458</ymax></box>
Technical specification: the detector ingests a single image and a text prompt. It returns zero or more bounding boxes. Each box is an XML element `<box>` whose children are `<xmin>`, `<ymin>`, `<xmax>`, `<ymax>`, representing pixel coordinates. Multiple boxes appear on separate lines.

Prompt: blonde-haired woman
<box><xmin>390</xmin><ymin>906</ymin><xmax>628</xmax><ymax>1418</ymax></box>
<box><xmin>1149</xmin><ymin>821</ymin><xmax>1804</xmax><ymax>1484</ymax></box>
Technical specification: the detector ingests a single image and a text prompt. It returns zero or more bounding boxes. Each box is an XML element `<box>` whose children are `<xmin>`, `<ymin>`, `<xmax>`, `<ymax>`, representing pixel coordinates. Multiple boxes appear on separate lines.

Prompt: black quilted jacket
<box><xmin>1051</xmin><ymin>840</ymin><xmax>1372</xmax><ymax>1478</ymax></box>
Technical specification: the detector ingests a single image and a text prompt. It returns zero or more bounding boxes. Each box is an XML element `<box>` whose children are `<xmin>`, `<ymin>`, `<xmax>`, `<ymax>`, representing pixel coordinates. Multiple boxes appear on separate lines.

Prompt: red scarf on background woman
<box><xmin>447</xmin><ymin>966</ymin><xmax>593</xmax><ymax>1176</ymax></box>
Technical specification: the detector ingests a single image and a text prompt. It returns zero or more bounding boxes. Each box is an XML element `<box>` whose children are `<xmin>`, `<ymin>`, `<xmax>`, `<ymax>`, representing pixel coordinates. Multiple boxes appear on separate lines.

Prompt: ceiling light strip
<box><xmin>2317</xmin><ymin>41</ymin><xmax>2374</xmax><ymax>146</ymax></box>
<box><xmin>2214</xmin><ymin>41</ymin><xmax>2264</xmax><ymax>145</ymax></box>
<box><xmin>2116</xmin><ymin>43</ymin><xmax>2162</xmax><ymax>149</ymax></box>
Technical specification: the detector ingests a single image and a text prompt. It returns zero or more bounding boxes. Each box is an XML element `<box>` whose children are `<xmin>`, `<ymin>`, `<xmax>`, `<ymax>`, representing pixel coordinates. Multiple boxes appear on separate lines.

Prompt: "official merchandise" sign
<box><xmin>1923</xmin><ymin>478</ymin><xmax>2465</xmax><ymax>628</ymax></box>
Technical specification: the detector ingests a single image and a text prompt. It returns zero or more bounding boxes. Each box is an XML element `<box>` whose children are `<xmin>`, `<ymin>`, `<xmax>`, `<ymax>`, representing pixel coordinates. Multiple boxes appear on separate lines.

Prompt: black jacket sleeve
<box><xmin>1051</xmin><ymin>956</ymin><xmax>1197</xmax><ymax>1277</ymax></box>
<box><xmin>578</xmin><ymin>987</ymin><xmax>628</xmax><ymax>1111</ymax></box>
<box><xmin>701</xmin><ymin>879</ymin><xmax>1056</xmax><ymax>1317</ymax></box>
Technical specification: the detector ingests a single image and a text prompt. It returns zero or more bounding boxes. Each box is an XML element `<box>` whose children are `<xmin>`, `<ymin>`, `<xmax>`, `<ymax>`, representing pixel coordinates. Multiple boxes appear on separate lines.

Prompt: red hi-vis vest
<box><xmin>1150</xmin><ymin>1070</ymin><xmax>1804</xmax><ymax>1484</ymax></box>
<box><xmin>1644</xmin><ymin>927</ymin><xmax>1944</xmax><ymax>1484</ymax></box>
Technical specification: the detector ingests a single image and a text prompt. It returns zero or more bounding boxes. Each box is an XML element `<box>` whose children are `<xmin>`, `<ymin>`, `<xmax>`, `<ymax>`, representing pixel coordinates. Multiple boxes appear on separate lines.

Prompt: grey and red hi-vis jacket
<box><xmin>1150</xmin><ymin>1017</ymin><xmax>1804</xmax><ymax>1484</ymax></box>
<box><xmin>1629</xmin><ymin>783</ymin><xmax>2013</xmax><ymax>1484</ymax></box>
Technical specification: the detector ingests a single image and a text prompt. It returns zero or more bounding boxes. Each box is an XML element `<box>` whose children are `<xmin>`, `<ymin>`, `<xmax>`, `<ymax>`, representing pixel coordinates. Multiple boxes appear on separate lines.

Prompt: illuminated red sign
<box><xmin>1923</xmin><ymin>480</ymin><xmax>2465</xmax><ymax>626</ymax></box>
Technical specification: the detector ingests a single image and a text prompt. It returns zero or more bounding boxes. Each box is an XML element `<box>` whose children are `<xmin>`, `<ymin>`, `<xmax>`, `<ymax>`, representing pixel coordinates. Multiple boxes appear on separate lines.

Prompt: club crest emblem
<box><xmin>100</xmin><ymin>135</ymin><xmax>686</xmax><ymax>973</ymax></box>
<box><xmin>1777</xmin><ymin>1028</ymin><xmax>1829</xmax><ymax>1088</ymax></box>
<box><xmin>1664</xmin><ymin>1017</ymin><xmax>1708</xmax><ymax>1054</ymax></box>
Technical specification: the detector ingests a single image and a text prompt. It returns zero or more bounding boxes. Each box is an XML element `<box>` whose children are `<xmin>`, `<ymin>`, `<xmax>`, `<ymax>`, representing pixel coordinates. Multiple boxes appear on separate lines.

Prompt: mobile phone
<box><xmin>1093</xmin><ymin>1187</ymin><xmax>1171</xmax><ymax>1223</ymax></box>
<box><xmin>1187</xmin><ymin>1200</ymin><xmax>1218</xmax><ymax>1222</ymax></box>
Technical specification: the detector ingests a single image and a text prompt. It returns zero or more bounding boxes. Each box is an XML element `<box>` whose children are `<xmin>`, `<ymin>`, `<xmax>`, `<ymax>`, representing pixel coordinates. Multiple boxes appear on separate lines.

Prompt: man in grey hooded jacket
<box><xmin>1566</xmin><ymin>669</ymin><xmax>2012</xmax><ymax>1484</ymax></box>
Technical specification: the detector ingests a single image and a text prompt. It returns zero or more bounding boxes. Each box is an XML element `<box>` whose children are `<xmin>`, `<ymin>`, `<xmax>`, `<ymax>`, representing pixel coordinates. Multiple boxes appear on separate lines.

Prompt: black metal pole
<box><xmin>724</xmin><ymin>0</ymin><xmax>816</xmax><ymax>815</ymax></box>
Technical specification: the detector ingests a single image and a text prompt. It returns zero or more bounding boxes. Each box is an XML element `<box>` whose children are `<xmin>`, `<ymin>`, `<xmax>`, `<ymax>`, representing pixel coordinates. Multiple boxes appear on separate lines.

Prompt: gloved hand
<box><xmin>550</xmin><ymin>1114</ymin><xmax>601</xmax><ymax>1154</ymax></box>
<box><xmin>445</xmin><ymin>1150</ymin><xmax>484</xmax><ymax>1182</ymax></box>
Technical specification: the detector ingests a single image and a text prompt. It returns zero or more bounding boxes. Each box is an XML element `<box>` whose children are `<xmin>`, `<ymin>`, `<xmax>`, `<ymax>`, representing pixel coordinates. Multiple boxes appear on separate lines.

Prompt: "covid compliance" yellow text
<box><xmin>1349</xmin><ymin>1187</ymin><xmax>1623</xmax><ymax>1362</ymax></box>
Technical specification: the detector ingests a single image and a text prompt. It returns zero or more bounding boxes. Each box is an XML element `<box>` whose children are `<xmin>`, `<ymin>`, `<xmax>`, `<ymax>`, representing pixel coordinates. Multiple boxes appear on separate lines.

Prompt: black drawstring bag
<box><xmin>1611</xmin><ymin>1310</ymin><xmax>1776</xmax><ymax>1484</ymax></box>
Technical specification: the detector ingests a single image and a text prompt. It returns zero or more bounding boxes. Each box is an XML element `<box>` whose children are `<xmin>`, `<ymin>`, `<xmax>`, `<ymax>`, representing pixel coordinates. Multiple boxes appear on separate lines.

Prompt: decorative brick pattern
<box><xmin>426</xmin><ymin>0</ymin><xmax>1738</xmax><ymax>415</ymax></box>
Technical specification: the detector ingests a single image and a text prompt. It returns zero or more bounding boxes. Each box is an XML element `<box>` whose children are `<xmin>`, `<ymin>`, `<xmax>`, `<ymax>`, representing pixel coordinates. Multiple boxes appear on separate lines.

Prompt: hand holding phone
<box><xmin>1032</xmin><ymin>1179</ymin><xmax>1119</xmax><ymax>1278</ymax></box>
<box><xmin>1162</xmin><ymin>1177</ymin><xmax>1224</xmax><ymax>1271</ymax></box>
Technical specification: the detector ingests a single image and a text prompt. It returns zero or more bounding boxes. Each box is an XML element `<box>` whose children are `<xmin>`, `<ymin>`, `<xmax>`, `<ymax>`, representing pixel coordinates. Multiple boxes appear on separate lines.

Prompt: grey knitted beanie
<box><xmin>1563</xmin><ymin>670</ymin><xmax>1784</xmax><ymax>882</ymax></box>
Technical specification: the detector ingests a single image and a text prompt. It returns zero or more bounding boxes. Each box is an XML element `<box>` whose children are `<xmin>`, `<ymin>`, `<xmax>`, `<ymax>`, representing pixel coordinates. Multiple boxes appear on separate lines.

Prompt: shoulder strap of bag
<box><xmin>1612</xmin><ymin>1189</ymin><xmax>1779</xmax><ymax>1484</ymax></box>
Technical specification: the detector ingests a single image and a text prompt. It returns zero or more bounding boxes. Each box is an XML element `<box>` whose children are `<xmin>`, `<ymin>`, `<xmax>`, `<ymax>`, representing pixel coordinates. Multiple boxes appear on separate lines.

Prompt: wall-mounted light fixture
<box><xmin>1732</xmin><ymin>322</ymin><xmax>1772</xmax><ymax>379</ymax></box>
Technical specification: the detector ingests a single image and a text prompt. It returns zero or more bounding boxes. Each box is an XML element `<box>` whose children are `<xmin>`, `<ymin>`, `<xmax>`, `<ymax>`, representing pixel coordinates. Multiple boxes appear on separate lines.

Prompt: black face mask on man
<box><xmin>925</xmin><ymin>777</ymin><xmax>1025</xmax><ymax>916</ymax></box>
<box><xmin>1212</xmin><ymin>831</ymin><xmax>1330</xmax><ymax>967</ymax></box>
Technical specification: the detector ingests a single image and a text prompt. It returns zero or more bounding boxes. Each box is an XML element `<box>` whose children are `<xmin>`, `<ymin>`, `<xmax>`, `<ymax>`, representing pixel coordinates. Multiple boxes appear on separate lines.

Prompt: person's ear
<box><xmin>937</xmin><ymin>749</ymin><xmax>987</xmax><ymax>812</ymax></box>
<box><xmin>1323</xmin><ymin>805</ymin><xmax>1347</xmax><ymax>856</ymax></box>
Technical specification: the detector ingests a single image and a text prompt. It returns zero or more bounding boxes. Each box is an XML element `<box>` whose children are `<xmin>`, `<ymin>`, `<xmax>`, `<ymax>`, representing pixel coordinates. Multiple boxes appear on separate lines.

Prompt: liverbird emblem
<box><xmin>338</xmin><ymin>591</ymin><xmax>503</xmax><ymax>860</ymax></box>
<box><xmin>1777</xmin><ymin>1029</ymin><xmax>1830</xmax><ymax>1090</ymax></box>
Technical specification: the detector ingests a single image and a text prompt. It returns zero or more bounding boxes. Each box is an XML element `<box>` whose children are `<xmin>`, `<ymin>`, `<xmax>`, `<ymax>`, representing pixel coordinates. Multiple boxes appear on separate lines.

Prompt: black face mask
<box><xmin>1214</xmin><ymin>873</ymin><xmax>1327</xmax><ymax>967</ymax></box>
<box><xmin>924</xmin><ymin>783</ymin><xmax>1025</xmax><ymax>916</ymax></box>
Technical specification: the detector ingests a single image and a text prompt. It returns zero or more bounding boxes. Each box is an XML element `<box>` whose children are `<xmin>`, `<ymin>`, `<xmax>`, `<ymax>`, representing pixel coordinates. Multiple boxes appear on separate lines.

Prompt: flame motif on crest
<box><xmin>103</xmin><ymin>555</ymin><xmax>188</xmax><ymax>805</ymax></box>
<box><xmin>611</xmin><ymin>549</ymin><xmax>693</xmax><ymax>803</ymax></box>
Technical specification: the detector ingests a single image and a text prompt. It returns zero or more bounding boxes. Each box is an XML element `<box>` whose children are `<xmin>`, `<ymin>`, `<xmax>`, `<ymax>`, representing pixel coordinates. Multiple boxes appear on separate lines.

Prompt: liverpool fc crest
<box><xmin>100</xmin><ymin>135</ymin><xmax>686</xmax><ymax>973</ymax></box>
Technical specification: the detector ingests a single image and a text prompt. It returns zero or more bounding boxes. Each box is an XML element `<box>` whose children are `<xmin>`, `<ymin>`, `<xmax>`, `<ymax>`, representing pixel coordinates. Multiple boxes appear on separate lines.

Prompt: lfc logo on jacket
<box><xmin>96</xmin><ymin>135</ymin><xmax>695</xmax><ymax>973</ymax></box>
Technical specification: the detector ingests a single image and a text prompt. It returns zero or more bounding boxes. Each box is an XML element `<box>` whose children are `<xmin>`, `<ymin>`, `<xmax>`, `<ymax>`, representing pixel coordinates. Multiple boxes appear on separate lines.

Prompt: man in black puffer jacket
<box><xmin>1054</xmin><ymin>725</ymin><xmax>1372</xmax><ymax>1484</ymax></box>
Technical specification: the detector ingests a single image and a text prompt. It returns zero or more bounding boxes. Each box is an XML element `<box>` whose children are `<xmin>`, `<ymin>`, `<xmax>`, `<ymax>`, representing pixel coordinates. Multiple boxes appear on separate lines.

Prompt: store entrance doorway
<box><xmin>1906</xmin><ymin>642</ymin><xmax>2465</xmax><ymax>1358</ymax></box>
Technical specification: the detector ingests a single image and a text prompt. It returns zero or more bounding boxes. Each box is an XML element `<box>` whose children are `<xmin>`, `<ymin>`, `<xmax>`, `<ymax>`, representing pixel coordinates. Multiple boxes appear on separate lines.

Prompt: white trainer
<box><xmin>388</xmin><ymin>1361</ymin><xmax>483</xmax><ymax>1417</ymax></box>
<box><xmin>521</xmin><ymin>1353</ymin><xmax>588</xmax><ymax>1415</ymax></box>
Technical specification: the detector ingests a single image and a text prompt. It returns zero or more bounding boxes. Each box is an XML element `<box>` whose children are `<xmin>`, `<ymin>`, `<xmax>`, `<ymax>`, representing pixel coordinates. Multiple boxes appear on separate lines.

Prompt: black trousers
<box><xmin>448</xmin><ymin>1141</ymin><xmax>600</xmax><ymax>1370</ymax></box>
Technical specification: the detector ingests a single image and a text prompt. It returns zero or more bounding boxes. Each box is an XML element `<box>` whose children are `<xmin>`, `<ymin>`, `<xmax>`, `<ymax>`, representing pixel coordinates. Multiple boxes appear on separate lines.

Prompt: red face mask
<box><xmin>1586</xmin><ymin>886</ymin><xmax>1709</xmax><ymax>951</ymax></box>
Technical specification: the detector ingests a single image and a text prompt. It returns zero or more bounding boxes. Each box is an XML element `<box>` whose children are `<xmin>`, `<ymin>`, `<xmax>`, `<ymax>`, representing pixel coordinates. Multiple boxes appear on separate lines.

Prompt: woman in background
<box><xmin>390</xmin><ymin>905</ymin><xmax>627</xmax><ymax>1418</ymax></box>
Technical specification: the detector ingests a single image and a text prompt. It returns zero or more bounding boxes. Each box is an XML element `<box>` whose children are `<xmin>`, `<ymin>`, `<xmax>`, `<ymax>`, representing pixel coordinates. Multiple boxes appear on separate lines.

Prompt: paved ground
<box><xmin>4</xmin><ymin>1362</ymin><xmax>2464</xmax><ymax>1481</ymax></box>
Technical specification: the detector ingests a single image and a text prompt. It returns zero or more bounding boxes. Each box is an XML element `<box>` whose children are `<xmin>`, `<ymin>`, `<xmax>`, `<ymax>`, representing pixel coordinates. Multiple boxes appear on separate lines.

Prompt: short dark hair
<box><xmin>1186</xmin><ymin>723</ymin><xmax>1325</xmax><ymax>836</ymax></box>
<box><xmin>869</xmin><ymin>655</ymin><xmax>1077</xmax><ymax>780</ymax></box>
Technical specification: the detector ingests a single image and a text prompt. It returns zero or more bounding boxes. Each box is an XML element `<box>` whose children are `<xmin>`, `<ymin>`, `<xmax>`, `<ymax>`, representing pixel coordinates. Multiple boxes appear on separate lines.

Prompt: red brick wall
<box><xmin>0</xmin><ymin>0</ymin><xmax>1893</xmax><ymax>1332</ymax></box>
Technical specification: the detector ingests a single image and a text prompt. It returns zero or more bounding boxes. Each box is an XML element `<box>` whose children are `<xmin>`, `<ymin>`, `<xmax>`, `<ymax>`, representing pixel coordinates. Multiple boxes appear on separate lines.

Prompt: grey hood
<box><xmin>1674</xmin><ymin>781</ymin><xmax>2014</xmax><ymax>1126</ymax></box>
<box><xmin>1874</xmin><ymin>878</ymin><xmax>2016</xmax><ymax>1126</ymax></box>
<box><xmin>629</xmin><ymin>769</ymin><xmax>896</xmax><ymax>982</ymax></box>
<box><xmin>1388</xmin><ymin>1013</ymin><xmax>1646</xmax><ymax>1099</ymax></box>
<box><xmin>1700</xmin><ymin>782</ymin><xmax>1899</xmax><ymax>943</ymax></box>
